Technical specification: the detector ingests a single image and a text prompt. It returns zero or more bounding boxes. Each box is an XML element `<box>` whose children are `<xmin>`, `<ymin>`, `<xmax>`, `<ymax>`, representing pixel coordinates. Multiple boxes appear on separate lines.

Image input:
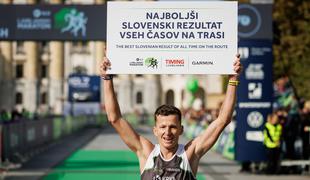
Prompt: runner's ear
<box><xmin>180</xmin><ymin>125</ymin><xmax>184</xmax><ymax>135</ymax></box>
<box><xmin>153</xmin><ymin>126</ymin><xmax>158</xmax><ymax>136</ymax></box>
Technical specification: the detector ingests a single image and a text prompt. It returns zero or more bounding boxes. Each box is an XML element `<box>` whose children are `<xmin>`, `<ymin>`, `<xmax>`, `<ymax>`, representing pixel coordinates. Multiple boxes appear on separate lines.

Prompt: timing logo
<box><xmin>54</xmin><ymin>8</ymin><xmax>88</xmax><ymax>37</ymax></box>
<box><xmin>164</xmin><ymin>59</ymin><xmax>185</xmax><ymax>67</ymax></box>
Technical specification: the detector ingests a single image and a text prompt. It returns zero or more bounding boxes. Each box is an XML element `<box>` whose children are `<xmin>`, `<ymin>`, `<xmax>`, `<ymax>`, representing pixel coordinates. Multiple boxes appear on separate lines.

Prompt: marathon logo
<box><xmin>129</xmin><ymin>58</ymin><xmax>144</xmax><ymax>67</ymax></box>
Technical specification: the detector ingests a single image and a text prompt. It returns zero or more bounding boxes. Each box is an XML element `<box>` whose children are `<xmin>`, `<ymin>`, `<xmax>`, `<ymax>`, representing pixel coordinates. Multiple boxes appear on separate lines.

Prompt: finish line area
<box><xmin>43</xmin><ymin>150</ymin><xmax>206</xmax><ymax>180</ymax></box>
<box><xmin>2</xmin><ymin>127</ymin><xmax>309</xmax><ymax>180</ymax></box>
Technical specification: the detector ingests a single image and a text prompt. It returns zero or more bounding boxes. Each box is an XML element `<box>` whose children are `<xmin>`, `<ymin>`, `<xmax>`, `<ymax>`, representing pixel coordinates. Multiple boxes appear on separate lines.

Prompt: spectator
<box><xmin>21</xmin><ymin>108</ymin><xmax>30</xmax><ymax>119</ymax></box>
<box><xmin>263</xmin><ymin>112</ymin><xmax>282</xmax><ymax>174</ymax></box>
<box><xmin>300</xmin><ymin>106</ymin><xmax>310</xmax><ymax>170</ymax></box>
<box><xmin>11</xmin><ymin>108</ymin><xmax>22</xmax><ymax>122</ymax></box>
<box><xmin>0</xmin><ymin>109</ymin><xmax>11</xmax><ymax>124</ymax></box>
<box><xmin>240</xmin><ymin>161</ymin><xmax>251</xmax><ymax>173</ymax></box>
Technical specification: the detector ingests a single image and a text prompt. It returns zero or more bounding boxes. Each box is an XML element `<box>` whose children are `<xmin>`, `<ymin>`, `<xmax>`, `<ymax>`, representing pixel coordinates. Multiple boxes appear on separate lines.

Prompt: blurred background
<box><xmin>0</xmin><ymin>0</ymin><xmax>309</xmax><ymax>180</ymax></box>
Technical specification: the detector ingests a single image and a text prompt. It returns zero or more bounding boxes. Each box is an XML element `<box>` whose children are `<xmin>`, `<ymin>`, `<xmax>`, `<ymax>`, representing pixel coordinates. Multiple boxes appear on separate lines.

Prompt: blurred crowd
<box><xmin>181</xmin><ymin>76</ymin><xmax>310</xmax><ymax>175</ymax></box>
<box><xmin>240</xmin><ymin>76</ymin><xmax>310</xmax><ymax>174</ymax></box>
<box><xmin>181</xmin><ymin>98</ymin><xmax>221</xmax><ymax>139</ymax></box>
<box><xmin>0</xmin><ymin>108</ymin><xmax>41</xmax><ymax>124</ymax></box>
<box><xmin>261</xmin><ymin>76</ymin><xmax>310</xmax><ymax>174</ymax></box>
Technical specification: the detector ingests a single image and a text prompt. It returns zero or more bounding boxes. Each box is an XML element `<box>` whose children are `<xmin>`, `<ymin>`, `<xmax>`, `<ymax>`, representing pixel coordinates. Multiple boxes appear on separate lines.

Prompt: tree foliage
<box><xmin>273</xmin><ymin>0</ymin><xmax>310</xmax><ymax>100</ymax></box>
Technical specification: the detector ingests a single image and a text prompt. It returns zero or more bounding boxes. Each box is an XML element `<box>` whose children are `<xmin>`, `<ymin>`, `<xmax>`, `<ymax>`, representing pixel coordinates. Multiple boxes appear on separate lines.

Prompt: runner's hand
<box><xmin>100</xmin><ymin>57</ymin><xmax>112</xmax><ymax>80</ymax></box>
<box><xmin>229</xmin><ymin>54</ymin><xmax>242</xmax><ymax>80</ymax></box>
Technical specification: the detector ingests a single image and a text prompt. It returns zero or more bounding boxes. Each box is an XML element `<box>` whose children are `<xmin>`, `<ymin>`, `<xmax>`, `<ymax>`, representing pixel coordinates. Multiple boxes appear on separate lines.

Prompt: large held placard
<box><xmin>107</xmin><ymin>1</ymin><xmax>237</xmax><ymax>74</ymax></box>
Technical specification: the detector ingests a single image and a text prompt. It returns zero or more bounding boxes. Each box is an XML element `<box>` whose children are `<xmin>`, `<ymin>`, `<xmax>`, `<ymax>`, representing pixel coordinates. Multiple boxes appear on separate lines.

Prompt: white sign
<box><xmin>107</xmin><ymin>1</ymin><xmax>238</xmax><ymax>74</ymax></box>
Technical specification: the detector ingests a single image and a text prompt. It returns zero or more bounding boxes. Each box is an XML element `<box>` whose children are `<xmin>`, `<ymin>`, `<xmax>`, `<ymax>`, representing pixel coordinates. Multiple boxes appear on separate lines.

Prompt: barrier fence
<box><xmin>1</xmin><ymin>114</ymin><xmax>107</xmax><ymax>164</ymax></box>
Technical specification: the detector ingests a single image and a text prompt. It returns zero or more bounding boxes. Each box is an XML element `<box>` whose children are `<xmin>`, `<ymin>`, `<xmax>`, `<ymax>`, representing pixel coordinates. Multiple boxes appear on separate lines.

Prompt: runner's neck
<box><xmin>159</xmin><ymin>144</ymin><xmax>179</xmax><ymax>160</ymax></box>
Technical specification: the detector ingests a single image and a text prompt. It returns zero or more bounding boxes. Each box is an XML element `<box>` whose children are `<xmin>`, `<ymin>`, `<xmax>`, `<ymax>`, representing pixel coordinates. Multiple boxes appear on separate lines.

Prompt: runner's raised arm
<box><xmin>185</xmin><ymin>55</ymin><xmax>242</xmax><ymax>174</ymax></box>
<box><xmin>100</xmin><ymin>58</ymin><xmax>154</xmax><ymax>172</ymax></box>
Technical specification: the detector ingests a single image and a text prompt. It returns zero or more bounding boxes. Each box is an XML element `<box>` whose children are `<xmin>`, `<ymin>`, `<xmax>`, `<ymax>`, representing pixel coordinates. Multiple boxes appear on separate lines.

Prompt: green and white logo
<box><xmin>145</xmin><ymin>57</ymin><xmax>158</xmax><ymax>69</ymax></box>
<box><xmin>54</xmin><ymin>8</ymin><xmax>88</xmax><ymax>37</ymax></box>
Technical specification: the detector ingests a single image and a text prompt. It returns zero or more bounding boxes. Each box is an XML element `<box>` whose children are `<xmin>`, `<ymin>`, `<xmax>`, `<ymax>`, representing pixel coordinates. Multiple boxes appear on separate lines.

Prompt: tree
<box><xmin>273</xmin><ymin>0</ymin><xmax>310</xmax><ymax>100</ymax></box>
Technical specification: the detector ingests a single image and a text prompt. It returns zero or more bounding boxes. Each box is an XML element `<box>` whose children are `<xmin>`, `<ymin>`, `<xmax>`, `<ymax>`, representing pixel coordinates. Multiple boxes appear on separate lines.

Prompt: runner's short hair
<box><xmin>154</xmin><ymin>105</ymin><xmax>182</xmax><ymax>124</ymax></box>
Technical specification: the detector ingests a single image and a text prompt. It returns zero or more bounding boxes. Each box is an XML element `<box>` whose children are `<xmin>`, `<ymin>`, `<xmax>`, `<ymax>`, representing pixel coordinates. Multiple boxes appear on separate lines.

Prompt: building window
<box><xmin>38</xmin><ymin>0</ymin><xmax>51</xmax><ymax>4</ymax></box>
<box><xmin>16</xmin><ymin>92</ymin><xmax>23</xmax><ymax>104</ymax></box>
<box><xmin>165</xmin><ymin>90</ymin><xmax>174</xmax><ymax>106</ymax></box>
<box><xmin>16</xmin><ymin>64</ymin><xmax>23</xmax><ymax>78</ymax></box>
<box><xmin>136</xmin><ymin>91</ymin><xmax>143</xmax><ymax>104</ymax></box>
<box><xmin>16</xmin><ymin>41</ymin><xmax>25</xmax><ymax>54</ymax></box>
<box><xmin>41</xmin><ymin>41</ymin><xmax>50</xmax><ymax>54</ymax></box>
<box><xmin>73</xmin><ymin>65</ymin><xmax>87</xmax><ymax>74</ymax></box>
<box><xmin>71</xmin><ymin>41</ymin><xmax>89</xmax><ymax>54</ymax></box>
<box><xmin>41</xmin><ymin>92</ymin><xmax>47</xmax><ymax>104</ymax></box>
<box><xmin>136</xmin><ymin>74</ymin><xmax>143</xmax><ymax>77</ymax></box>
<box><xmin>181</xmin><ymin>89</ymin><xmax>185</xmax><ymax>101</ymax></box>
<box><xmin>41</xmin><ymin>64</ymin><xmax>48</xmax><ymax>78</ymax></box>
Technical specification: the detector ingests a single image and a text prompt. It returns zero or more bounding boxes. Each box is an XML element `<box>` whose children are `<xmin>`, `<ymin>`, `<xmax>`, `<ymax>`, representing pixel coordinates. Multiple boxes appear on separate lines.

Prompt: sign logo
<box><xmin>238</xmin><ymin>4</ymin><xmax>262</xmax><ymax>38</ymax></box>
<box><xmin>0</xmin><ymin>27</ymin><xmax>9</xmax><ymax>38</ymax></box>
<box><xmin>33</xmin><ymin>9</ymin><xmax>51</xmax><ymax>18</ymax></box>
<box><xmin>247</xmin><ymin>111</ymin><xmax>264</xmax><ymax>128</ymax></box>
<box><xmin>238</xmin><ymin>47</ymin><xmax>249</xmax><ymax>59</ymax></box>
<box><xmin>191</xmin><ymin>60</ymin><xmax>214</xmax><ymax>65</ymax></box>
<box><xmin>246</xmin><ymin>64</ymin><xmax>264</xmax><ymax>80</ymax></box>
<box><xmin>17</xmin><ymin>9</ymin><xmax>51</xmax><ymax>30</ymax></box>
<box><xmin>68</xmin><ymin>76</ymin><xmax>90</xmax><ymax>88</ymax></box>
<box><xmin>153</xmin><ymin>175</ymin><xmax>161</xmax><ymax>180</ymax></box>
<box><xmin>54</xmin><ymin>8</ymin><xmax>88</xmax><ymax>37</ymax></box>
<box><xmin>129</xmin><ymin>58</ymin><xmax>144</xmax><ymax>66</ymax></box>
<box><xmin>164</xmin><ymin>59</ymin><xmax>185</xmax><ymax>67</ymax></box>
<box><xmin>145</xmin><ymin>57</ymin><xmax>158</xmax><ymax>69</ymax></box>
<box><xmin>248</xmin><ymin>82</ymin><xmax>262</xmax><ymax>99</ymax></box>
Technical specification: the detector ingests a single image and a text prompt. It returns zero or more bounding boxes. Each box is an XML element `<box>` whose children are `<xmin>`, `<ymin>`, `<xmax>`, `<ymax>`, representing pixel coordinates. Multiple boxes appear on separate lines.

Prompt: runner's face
<box><xmin>153</xmin><ymin>115</ymin><xmax>183</xmax><ymax>150</ymax></box>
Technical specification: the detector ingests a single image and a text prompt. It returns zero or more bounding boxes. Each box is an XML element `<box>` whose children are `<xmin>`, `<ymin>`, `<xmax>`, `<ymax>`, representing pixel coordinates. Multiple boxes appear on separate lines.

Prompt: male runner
<box><xmin>100</xmin><ymin>55</ymin><xmax>242</xmax><ymax>179</ymax></box>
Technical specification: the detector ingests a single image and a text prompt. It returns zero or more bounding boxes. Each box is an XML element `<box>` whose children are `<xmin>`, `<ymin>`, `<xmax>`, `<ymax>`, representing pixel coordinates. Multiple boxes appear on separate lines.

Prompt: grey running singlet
<box><xmin>141</xmin><ymin>144</ymin><xmax>196</xmax><ymax>180</ymax></box>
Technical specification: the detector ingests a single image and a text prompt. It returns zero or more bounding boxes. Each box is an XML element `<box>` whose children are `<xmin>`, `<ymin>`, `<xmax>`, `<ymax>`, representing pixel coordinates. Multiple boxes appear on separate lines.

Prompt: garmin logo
<box><xmin>0</xmin><ymin>27</ymin><xmax>9</xmax><ymax>38</ymax></box>
<box><xmin>192</xmin><ymin>60</ymin><xmax>214</xmax><ymax>65</ymax></box>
